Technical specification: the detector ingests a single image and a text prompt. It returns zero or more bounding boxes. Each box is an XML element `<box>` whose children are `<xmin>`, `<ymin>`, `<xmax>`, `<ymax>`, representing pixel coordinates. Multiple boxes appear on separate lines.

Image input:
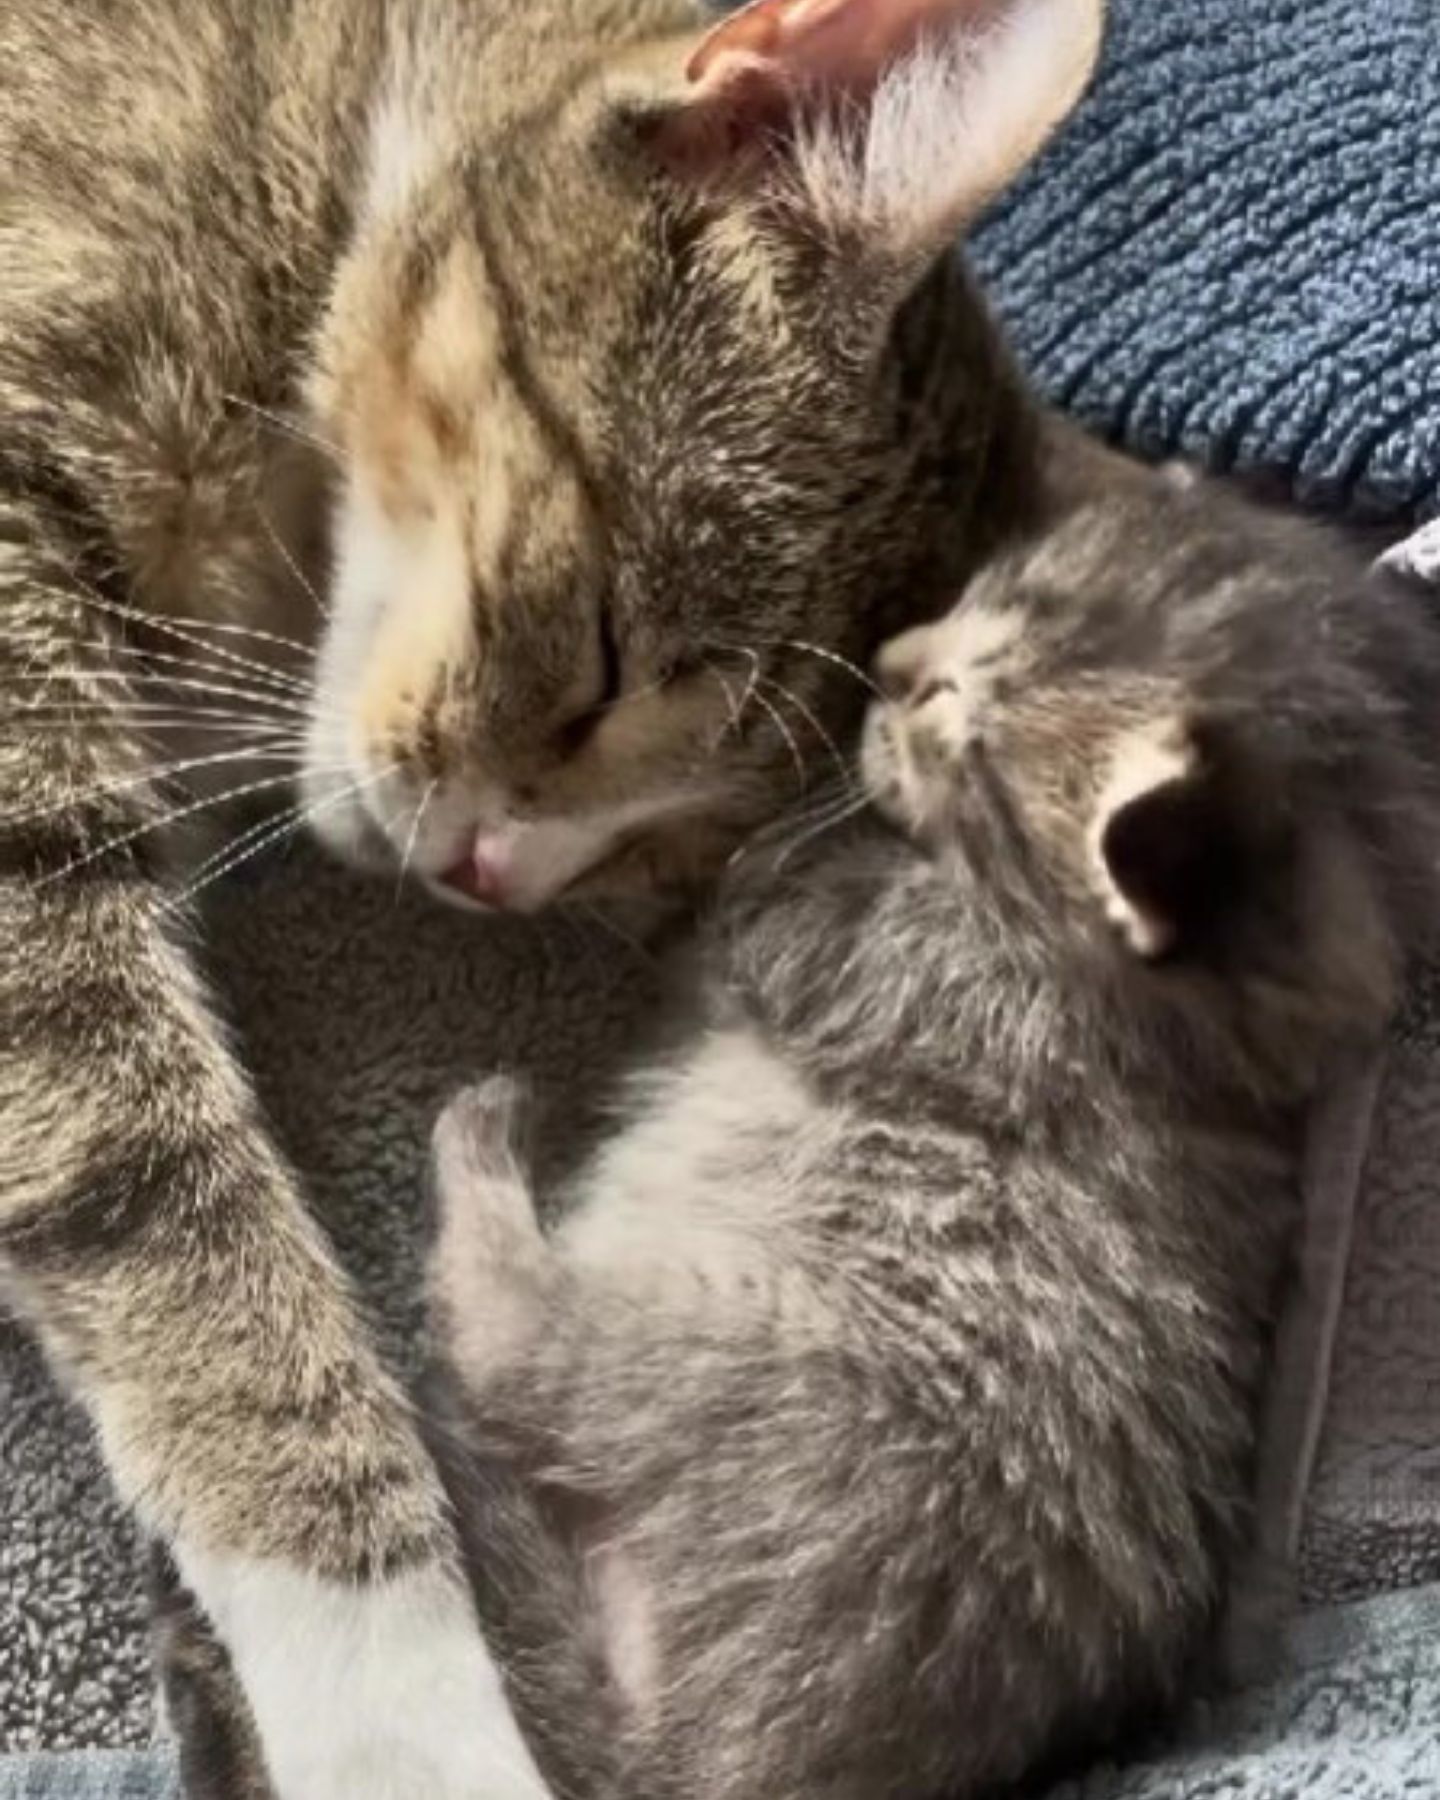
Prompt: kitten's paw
<box><xmin>438</xmin><ymin>1075</ymin><xmax>531</xmax><ymax>1175</ymax></box>
<box><xmin>176</xmin><ymin>1549</ymin><xmax>551</xmax><ymax>1800</ymax></box>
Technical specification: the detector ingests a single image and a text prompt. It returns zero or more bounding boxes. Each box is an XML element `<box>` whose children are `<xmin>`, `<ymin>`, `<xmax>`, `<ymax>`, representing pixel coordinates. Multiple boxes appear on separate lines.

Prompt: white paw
<box><xmin>175</xmin><ymin>1548</ymin><xmax>552</xmax><ymax>1800</ymax></box>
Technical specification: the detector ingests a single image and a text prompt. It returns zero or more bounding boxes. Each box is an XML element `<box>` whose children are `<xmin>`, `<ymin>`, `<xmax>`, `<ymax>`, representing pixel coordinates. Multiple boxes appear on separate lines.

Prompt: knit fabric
<box><xmin>973</xmin><ymin>0</ymin><xmax>1440</xmax><ymax>522</ymax></box>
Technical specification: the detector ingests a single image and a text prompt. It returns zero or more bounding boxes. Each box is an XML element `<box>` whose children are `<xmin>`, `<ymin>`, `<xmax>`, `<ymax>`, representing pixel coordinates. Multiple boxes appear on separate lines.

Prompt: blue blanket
<box><xmin>974</xmin><ymin>0</ymin><xmax>1440</xmax><ymax>522</ymax></box>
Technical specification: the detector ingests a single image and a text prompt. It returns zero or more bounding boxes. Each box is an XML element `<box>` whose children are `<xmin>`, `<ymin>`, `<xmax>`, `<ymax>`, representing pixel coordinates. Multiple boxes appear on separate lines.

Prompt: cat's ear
<box><xmin>634</xmin><ymin>0</ymin><xmax>1103</xmax><ymax>259</ymax></box>
<box><xmin>1093</xmin><ymin>722</ymin><xmax>1245</xmax><ymax>962</ymax></box>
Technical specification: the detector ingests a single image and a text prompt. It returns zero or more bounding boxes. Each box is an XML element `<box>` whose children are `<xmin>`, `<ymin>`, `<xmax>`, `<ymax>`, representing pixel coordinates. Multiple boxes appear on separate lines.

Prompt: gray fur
<box><xmin>427</xmin><ymin>455</ymin><xmax>1440</xmax><ymax>1800</ymax></box>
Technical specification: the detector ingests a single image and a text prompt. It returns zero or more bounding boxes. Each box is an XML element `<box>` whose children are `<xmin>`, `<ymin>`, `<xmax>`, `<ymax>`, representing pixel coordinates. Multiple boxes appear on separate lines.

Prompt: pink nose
<box><xmin>440</xmin><ymin>839</ymin><xmax>512</xmax><ymax>909</ymax></box>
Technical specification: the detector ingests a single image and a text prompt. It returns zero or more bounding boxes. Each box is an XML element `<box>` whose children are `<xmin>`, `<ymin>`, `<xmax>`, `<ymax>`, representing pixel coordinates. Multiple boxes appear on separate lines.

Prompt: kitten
<box><xmin>0</xmin><ymin>0</ymin><xmax>1100</xmax><ymax>1790</ymax></box>
<box><xmin>425</xmin><ymin>454</ymin><xmax>1440</xmax><ymax>1800</ymax></box>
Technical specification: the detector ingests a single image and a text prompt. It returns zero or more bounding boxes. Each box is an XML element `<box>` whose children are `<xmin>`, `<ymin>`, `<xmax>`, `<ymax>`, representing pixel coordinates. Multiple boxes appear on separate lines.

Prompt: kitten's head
<box><xmin>303</xmin><ymin>0</ymin><xmax>1103</xmax><ymax>910</ymax></box>
<box><xmin>862</xmin><ymin>490</ymin><xmax>1440</xmax><ymax>1056</ymax></box>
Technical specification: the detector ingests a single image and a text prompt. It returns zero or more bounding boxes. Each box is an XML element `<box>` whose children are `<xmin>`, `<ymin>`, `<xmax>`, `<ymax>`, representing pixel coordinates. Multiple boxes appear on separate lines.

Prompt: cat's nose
<box><xmin>439</xmin><ymin>837</ymin><xmax>514</xmax><ymax>909</ymax></box>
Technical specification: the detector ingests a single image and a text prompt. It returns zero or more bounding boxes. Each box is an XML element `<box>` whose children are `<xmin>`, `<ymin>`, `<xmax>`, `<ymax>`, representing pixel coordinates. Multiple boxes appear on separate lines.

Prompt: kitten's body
<box><xmin>425</xmin><ymin>458</ymin><xmax>1440</xmax><ymax>1800</ymax></box>
<box><xmin>0</xmin><ymin>0</ymin><xmax>1101</xmax><ymax>1789</ymax></box>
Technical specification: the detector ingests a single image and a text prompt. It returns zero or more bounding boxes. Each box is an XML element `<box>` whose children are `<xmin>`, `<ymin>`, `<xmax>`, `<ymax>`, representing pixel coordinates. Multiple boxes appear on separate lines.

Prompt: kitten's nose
<box><xmin>875</xmin><ymin>628</ymin><xmax>950</xmax><ymax>707</ymax></box>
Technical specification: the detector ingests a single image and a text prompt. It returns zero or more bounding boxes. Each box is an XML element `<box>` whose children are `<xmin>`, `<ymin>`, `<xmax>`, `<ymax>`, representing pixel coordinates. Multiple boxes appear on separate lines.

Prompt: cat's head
<box><xmin>862</xmin><ymin>489</ymin><xmax>1439</xmax><ymax>1056</ymax></box>
<box><xmin>302</xmin><ymin>0</ymin><xmax>1103</xmax><ymax>910</ymax></box>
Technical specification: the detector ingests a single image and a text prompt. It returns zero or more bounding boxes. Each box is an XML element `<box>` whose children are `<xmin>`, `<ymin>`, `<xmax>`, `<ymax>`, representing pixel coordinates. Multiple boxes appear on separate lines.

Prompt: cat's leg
<box><xmin>0</xmin><ymin>532</ymin><xmax>550</xmax><ymax>1800</ymax></box>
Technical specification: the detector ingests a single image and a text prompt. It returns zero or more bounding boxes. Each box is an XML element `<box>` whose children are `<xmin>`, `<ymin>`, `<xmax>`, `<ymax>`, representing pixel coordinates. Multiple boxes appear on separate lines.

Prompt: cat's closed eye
<box><xmin>555</xmin><ymin>606</ymin><xmax>626</xmax><ymax>758</ymax></box>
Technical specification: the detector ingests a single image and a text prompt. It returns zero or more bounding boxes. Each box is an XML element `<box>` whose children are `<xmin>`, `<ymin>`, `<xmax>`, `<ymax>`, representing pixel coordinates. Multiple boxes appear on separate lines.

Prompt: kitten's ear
<box><xmin>1094</xmin><ymin>723</ymin><xmax>1244</xmax><ymax>961</ymax></box>
<box><xmin>638</xmin><ymin>0</ymin><xmax>1104</xmax><ymax>258</ymax></box>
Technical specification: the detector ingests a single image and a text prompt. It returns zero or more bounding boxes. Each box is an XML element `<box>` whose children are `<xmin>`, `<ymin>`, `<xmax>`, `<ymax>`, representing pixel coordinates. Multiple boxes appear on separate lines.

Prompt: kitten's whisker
<box><xmin>770</xmin><ymin>789</ymin><xmax>871</xmax><ymax>871</ymax></box>
<box><xmin>221</xmin><ymin>393</ymin><xmax>343</xmax><ymax>467</ymax></box>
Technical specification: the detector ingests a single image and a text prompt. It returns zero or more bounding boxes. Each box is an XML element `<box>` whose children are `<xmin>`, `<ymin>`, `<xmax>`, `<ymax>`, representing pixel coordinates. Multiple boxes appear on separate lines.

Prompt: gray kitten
<box><xmin>425</xmin><ymin>455</ymin><xmax>1440</xmax><ymax>1800</ymax></box>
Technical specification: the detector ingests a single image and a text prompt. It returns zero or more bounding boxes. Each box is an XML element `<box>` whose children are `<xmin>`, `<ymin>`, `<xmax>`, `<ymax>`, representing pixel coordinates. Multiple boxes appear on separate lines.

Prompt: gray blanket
<box><xmin>6</xmin><ymin>1583</ymin><xmax>1440</xmax><ymax>1797</ymax></box>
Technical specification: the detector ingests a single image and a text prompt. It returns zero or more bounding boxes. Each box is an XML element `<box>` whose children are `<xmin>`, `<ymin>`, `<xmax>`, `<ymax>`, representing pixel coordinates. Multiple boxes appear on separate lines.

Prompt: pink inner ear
<box><xmin>688</xmin><ymin>0</ymin><xmax>1000</xmax><ymax>102</ymax></box>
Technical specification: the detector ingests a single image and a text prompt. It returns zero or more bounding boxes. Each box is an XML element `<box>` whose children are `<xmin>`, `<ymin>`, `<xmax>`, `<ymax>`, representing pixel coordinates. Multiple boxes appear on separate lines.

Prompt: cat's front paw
<box><xmin>178</xmin><ymin>1549</ymin><xmax>551</xmax><ymax>1800</ymax></box>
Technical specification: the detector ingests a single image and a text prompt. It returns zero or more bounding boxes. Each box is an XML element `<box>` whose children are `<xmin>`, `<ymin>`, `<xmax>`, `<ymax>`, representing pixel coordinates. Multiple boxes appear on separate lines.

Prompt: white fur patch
<box><xmin>364</xmin><ymin>43</ymin><xmax>443</xmax><ymax>223</ymax></box>
<box><xmin>1379</xmin><ymin>517</ymin><xmax>1440</xmax><ymax>587</ymax></box>
<box><xmin>303</xmin><ymin>482</ymin><xmax>404</xmax><ymax>865</ymax></box>
<box><xmin>795</xmin><ymin>0</ymin><xmax>1103</xmax><ymax>252</ymax></box>
<box><xmin>174</xmin><ymin>1548</ymin><xmax>552</xmax><ymax>1800</ymax></box>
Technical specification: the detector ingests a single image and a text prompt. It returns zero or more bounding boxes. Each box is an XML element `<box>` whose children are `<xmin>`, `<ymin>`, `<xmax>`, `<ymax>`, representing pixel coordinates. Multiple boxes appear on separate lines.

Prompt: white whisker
<box><xmin>49</xmin><ymin>632</ymin><xmax>313</xmax><ymax>701</ymax></box>
<box><xmin>756</xmin><ymin>674</ymin><xmax>857</xmax><ymax>792</ymax></box>
<box><xmin>171</xmin><ymin>763</ymin><xmax>396</xmax><ymax>909</ymax></box>
<box><xmin>7</xmin><ymin>709</ymin><xmax>311</xmax><ymax>735</ymax></box>
<box><xmin>395</xmin><ymin>777</ymin><xmax>438</xmax><ymax>900</ymax></box>
<box><xmin>32</xmin><ymin>764</ymin><xmax>329</xmax><ymax>891</ymax></box>
<box><xmin>704</xmin><ymin>662</ymin><xmax>744</xmax><ymax>749</ymax></box>
<box><xmin>767</xmin><ymin>635</ymin><xmax>882</xmax><ymax>700</ymax></box>
<box><xmin>22</xmin><ymin>564</ymin><xmax>316</xmax><ymax>685</ymax></box>
<box><xmin>175</xmin><ymin>797</ymin><xmax>317</xmax><ymax>902</ymax></box>
<box><xmin>770</xmin><ymin>788</ymin><xmax>872</xmax><ymax>871</ymax></box>
<box><xmin>7</xmin><ymin>739</ymin><xmax>307</xmax><ymax>827</ymax></box>
<box><xmin>259</xmin><ymin>503</ymin><xmax>331</xmax><ymax>624</ymax></box>
<box><xmin>747</xmin><ymin>685</ymin><xmax>806</xmax><ymax>791</ymax></box>
<box><xmin>13</xmin><ymin>669</ymin><xmax>313</xmax><ymax>718</ymax></box>
<box><xmin>575</xmin><ymin>899</ymin><xmax>656</xmax><ymax>968</ymax></box>
<box><xmin>222</xmin><ymin>392</ymin><xmax>343</xmax><ymax>467</ymax></box>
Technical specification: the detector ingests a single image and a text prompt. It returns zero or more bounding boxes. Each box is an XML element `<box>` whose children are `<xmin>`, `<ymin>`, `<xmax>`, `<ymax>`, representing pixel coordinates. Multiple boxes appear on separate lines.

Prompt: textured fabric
<box><xmin>9</xmin><ymin>1588</ymin><xmax>1440</xmax><ymax>1799</ymax></box>
<box><xmin>1052</xmin><ymin>1585</ymin><xmax>1440</xmax><ymax>1799</ymax></box>
<box><xmin>973</xmin><ymin>0</ymin><xmax>1440</xmax><ymax>522</ymax></box>
<box><xmin>1300</xmin><ymin>961</ymin><xmax>1440</xmax><ymax>1604</ymax></box>
<box><xmin>0</xmin><ymin>1753</ymin><xmax>178</xmax><ymax>1799</ymax></box>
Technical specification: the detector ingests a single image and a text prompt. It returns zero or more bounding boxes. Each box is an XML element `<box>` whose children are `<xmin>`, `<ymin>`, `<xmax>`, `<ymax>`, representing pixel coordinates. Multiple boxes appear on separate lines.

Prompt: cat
<box><xmin>416</xmin><ymin>447</ymin><xmax>1440</xmax><ymax>1800</ymax></box>
<box><xmin>0</xmin><ymin>0</ymin><xmax>1105</xmax><ymax>1791</ymax></box>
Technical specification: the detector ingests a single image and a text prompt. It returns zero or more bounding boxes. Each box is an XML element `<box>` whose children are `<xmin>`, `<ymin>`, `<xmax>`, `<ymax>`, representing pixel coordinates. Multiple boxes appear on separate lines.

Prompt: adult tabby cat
<box><xmin>0</xmin><ymin>0</ymin><xmax>1101</xmax><ymax>1792</ymax></box>
<box><xmin>417</xmin><ymin>455</ymin><xmax>1440</xmax><ymax>1800</ymax></box>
